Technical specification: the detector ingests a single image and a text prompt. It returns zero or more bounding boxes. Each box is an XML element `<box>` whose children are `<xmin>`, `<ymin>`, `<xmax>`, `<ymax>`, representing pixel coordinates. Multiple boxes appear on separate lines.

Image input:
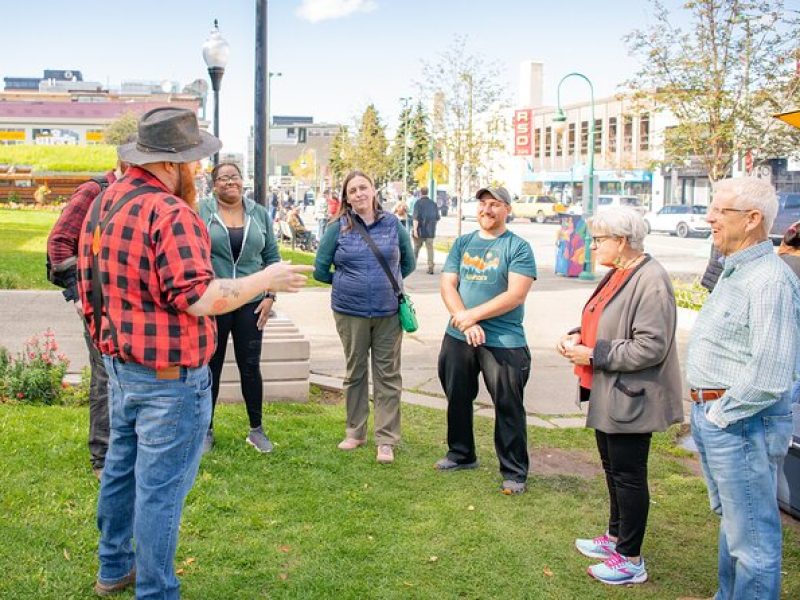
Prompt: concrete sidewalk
<box><xmin>0</xmin><ymin>252</ymin><xmax>694</xmax><ymax>429</ymax></box>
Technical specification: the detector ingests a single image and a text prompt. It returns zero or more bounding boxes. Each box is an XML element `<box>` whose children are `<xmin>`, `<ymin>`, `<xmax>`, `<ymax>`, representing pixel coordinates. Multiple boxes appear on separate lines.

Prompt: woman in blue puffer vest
<box><xmin>314</xmin><ymin>170</ymin><xmax>415</xmax><ymax>464</ymax></box>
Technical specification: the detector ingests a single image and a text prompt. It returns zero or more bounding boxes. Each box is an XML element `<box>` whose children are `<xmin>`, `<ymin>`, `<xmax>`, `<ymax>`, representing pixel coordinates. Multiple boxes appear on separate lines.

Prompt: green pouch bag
<box><xmin>398</xmin><ymin>293</ymin><xmax>418</xmax><ymax>333</ymax></box>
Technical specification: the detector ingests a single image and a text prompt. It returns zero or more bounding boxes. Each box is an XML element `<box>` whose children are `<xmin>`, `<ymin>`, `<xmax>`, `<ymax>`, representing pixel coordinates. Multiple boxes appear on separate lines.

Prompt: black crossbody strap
<box><xmin>89</xmin><ymin>186</ymin><xmax>162</xmax><ymax>344</ymax></box>
<box><xmin>351</xmin><ymin>217</ymin><xmax>402</xmax><ymax>297</ymax></box>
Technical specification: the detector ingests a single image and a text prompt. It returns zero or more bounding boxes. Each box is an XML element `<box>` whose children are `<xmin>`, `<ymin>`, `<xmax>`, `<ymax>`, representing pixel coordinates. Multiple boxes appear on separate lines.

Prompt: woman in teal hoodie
<box><xmin>199</xmin><ymin>162</ymin><xmax>280</xmax><ymax>455</ymax></box>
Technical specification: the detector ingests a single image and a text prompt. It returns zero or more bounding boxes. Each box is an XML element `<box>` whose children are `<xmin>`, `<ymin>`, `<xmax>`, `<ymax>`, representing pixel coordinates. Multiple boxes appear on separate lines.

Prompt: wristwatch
<box><xmin>264</xmin><ymin>292</ymin><xmax>277</xmax><ymax>301</ymax></box>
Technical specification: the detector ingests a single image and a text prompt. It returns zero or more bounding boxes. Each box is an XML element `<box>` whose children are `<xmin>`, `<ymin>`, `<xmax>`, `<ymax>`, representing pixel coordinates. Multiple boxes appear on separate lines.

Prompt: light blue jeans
<box><xmin>691</xmin><ymin>397</ymin><xmax>793</xmax><ymax>600</ymax></box>
<box><xmin>97</xmin><ymin>357</ymin><xmax>212</xmax><ymax>600</ymax></box>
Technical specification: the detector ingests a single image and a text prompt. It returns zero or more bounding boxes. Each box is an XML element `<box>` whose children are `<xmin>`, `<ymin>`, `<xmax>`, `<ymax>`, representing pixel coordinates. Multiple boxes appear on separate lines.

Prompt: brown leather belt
<box><xmin>690</xmin><ymin>388</ymin><xmax>726</xmax><ymax>403</ymax></box>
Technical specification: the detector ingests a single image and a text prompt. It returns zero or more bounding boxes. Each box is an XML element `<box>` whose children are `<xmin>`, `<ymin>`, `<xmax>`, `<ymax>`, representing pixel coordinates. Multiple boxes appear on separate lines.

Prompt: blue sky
<box><xmin>2</xmin><ymin>0</ymin><xmax>677</xmax><ymax>153</ymax></box>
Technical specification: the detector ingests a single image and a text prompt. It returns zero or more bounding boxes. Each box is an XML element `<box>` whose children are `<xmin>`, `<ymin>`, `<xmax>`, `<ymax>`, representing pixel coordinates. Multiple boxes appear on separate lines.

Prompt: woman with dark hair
<box><xmin>313</xmin><ymin>170</ymin><xmax>415</xmax><ymax>464</ymax></box>
<box><xmin>199</xmin><ymin>162</ymin><xmax>280</xmax><ymax>454</ymax></box>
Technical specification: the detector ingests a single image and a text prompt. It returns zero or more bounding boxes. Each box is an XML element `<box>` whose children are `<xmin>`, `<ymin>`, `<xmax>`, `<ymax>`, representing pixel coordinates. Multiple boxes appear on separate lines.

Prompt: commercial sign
<box><xmin>513</xmin><ymin>109</ymin><xmax>532</xmax><ymax>156</ymax></box>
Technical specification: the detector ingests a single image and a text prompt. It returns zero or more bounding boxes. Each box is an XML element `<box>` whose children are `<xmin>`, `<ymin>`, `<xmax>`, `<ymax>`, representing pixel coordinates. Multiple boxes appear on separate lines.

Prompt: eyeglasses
<box><xmin>215</xmin><ymin>175</ymin><xmax>241</xmax><ymax>183</ymax></box>
<box><xmin>708</xmin><ymin>206</ymin><xmax>755</xmax><ymax>217</ymax></box>
<box><xmin>590</xmin><ymin>235</ymin><xmax>618</xmax><ymax>245</ymax></box>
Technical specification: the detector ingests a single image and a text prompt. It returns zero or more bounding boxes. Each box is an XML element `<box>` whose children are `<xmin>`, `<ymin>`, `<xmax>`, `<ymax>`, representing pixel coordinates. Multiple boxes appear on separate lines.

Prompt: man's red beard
<box><xmin>177</xmin><ymin>162</ymin><xmax>198</xmax><ymax>210</ymax></box>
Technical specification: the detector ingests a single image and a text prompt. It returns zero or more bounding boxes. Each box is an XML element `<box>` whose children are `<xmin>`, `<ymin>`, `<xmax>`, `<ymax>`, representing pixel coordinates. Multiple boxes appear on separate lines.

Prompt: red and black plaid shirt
<box><xmin>48</xmin><ymin>171</ymin><xmax>117</xmax><ymax>266</ymax></box>
<box><xmin>77</xmin><ymin>167</ymin><xmax>216</xmax><ymax>369</ymax></box>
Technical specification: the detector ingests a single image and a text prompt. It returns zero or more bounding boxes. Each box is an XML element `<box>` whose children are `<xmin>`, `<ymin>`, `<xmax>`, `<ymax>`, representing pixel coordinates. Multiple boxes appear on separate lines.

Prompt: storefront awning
<box><xmin>524</xmin><ymin>169</ymin><xmax>652</xmax><ymax>183</ymax></box>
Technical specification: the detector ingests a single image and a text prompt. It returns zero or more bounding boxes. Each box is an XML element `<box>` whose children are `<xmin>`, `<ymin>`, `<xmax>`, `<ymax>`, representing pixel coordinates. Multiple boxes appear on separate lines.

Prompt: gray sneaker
<box><xmin>434</xmin><ymin>457</ymin><xmax>479</xmax><ymax>471</ymax></box>
<box><xmin>202</xmin><ymin>429</ymin><xmax>214</xmax><ymax>455</ymax></box>
<box><xmin>246</xmin><ymin>427</ymin><xmax>274</xmax><ymax>453</ymax></box>
<box><xmin>501</xmin><ymin>480</ymin><xmax>527</xmax><ymax>495</ymax></box>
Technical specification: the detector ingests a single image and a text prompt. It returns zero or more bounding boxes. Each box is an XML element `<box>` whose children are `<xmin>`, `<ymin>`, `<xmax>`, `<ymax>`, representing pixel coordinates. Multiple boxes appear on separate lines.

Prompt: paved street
<box><xmin>435</xmin><ymin>214</ymin><xmax>713</xmax><ymax>279</ymax></box>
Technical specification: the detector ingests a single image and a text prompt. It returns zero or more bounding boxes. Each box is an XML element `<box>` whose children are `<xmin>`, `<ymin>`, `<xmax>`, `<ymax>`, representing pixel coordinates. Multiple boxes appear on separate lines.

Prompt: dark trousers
<box><xmin>437</xmin><ymin>334</ymin><xmax>531</xmax><ymax>482</ymax></box>
<box><xmin>82</xmin><ymin>319</ymin><xmax>109</xmax><ymax>469</ymax></box>
<box><xmin>595</xmin><ymin>428</ymin><xmax>652</xmax><ymax>557</ymax></box>
<box><xmin>209</xmin><ymin>301</ymin><xmax>264</xmax><ymax>429</ymax></box>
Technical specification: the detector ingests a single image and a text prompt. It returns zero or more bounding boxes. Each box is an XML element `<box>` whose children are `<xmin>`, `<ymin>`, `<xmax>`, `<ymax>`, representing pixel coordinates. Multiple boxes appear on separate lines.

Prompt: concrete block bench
<box><xmin>216</xmin><ymin>312</ymin><xmax>310</xmax><ymax>403</ymax></box>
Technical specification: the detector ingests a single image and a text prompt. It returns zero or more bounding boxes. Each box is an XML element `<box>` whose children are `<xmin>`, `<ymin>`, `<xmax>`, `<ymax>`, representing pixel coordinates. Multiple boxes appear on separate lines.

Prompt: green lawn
<box><xmin>0</xmin><ymin>208</ymin><xmax>326</xmax><ymax>289</ymax></box>
<box><xmin>1</xmin><ymin>398</ymin><xmax>798</xmax><ymax>599</ymax></box>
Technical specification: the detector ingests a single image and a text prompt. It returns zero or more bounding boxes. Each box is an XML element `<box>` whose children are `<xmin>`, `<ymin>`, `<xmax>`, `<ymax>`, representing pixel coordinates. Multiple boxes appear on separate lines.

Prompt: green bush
<box><xmin>673</xmin><ymin>279</ymin><xmax>708</xmax><ymax>311</ymax></box>
<box><xmin>0</xmin><ymin>330</ymin><xmax>69</xmax><ymax>405</ymax></box>
<box><xmin>0</xmin><ymin>144</ymin><xmax>116</xmax><ymax>172</ymax></box>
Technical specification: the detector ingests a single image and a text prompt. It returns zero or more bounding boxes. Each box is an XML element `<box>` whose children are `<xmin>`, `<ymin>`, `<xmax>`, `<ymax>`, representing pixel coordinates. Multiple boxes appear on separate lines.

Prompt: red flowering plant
<box><xmin>0</xmin><ymin>329</ymin><xmax>70</xmax><ymax>405</ymax></box>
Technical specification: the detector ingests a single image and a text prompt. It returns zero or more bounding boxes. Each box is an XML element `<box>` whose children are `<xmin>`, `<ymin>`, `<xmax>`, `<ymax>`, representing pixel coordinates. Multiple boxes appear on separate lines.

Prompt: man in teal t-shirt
<box><xmin>435</xmin><ymin>186</ymin><xmax>537</xmax><ymax>495</ymax></box>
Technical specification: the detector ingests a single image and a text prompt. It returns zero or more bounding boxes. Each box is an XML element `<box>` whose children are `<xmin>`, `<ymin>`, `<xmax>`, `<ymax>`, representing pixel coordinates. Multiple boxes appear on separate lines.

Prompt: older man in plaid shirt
<box><xmin>685</xmin><ymin>177</ymin><xmax>799</xmax><ymax>600</ymax></box>
<box><xmin>78</xmin><ymin>107</ymin><xmax>310</xmax><ymax>599</ymax></box>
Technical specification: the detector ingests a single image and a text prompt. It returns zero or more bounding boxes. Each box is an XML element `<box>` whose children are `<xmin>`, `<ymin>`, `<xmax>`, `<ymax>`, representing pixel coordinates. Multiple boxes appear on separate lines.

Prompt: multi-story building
<box><xmin>0</xmin><ymin>69</ymin><xmax>206</xmax><ymax>146</ymax></box>
<box><xmin>247</xmin><ymin>116</ymin><xmax>338</xmax><ymax>189</ymax></box>
<box><xmin>511</xmin><ymin>60</ymin><xmax>713</xmax><ymax>211</ymax></box>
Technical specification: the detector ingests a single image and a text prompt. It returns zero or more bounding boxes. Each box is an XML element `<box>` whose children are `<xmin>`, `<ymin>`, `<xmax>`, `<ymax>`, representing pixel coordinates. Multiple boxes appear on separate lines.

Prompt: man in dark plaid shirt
<box><xmin>47</xmin><ymin>147</ymin><xmax>130</xmax><ymax>480</ymax></box>
<box><xmin>78</xmin><ymin>107</ymin><xmax>311</xmax><ymax>598</ymax></box>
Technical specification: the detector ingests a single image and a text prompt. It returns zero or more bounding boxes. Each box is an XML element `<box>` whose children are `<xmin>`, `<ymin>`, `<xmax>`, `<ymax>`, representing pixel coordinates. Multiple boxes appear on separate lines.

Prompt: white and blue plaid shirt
<box><xmin>687</xmin><ymin>241</ymin><xmax>800</xmax><ymax>428</ymax></box>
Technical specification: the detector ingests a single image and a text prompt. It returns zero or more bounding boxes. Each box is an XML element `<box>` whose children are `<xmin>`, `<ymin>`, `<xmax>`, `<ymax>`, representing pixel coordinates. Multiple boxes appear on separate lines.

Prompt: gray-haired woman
<box><xmin>556</xmin><ymin>207</ymin><xmax>683</xmax><ymax>586</ymax></box>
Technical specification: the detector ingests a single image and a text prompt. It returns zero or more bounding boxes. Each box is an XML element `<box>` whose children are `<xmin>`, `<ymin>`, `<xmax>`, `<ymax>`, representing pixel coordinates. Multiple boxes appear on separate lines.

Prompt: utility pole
<box><xmin>400</xmin><ymin>97</ymin><xmax>411</xmax><ymax>200</ymax></box>
<box><xmin>254</xmin><ymin>0</ymin><xmax>267</xmax><ymax>205</ymax></box>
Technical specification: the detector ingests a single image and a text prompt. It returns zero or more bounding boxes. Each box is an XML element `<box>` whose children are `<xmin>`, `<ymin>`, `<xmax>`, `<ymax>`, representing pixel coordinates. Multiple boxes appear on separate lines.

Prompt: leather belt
<box><xmin>690</xmin><ymin>388</ymin><xmax>726</xmax><ymax>403</ymax></box>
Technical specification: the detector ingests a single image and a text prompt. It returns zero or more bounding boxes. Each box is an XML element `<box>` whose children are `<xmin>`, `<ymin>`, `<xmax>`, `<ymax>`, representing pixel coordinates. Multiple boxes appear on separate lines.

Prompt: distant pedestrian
<box><xmin>392</xmin><ymin>197</ymin><xmax>409</xmax><ymax>228</ymax></box>
<box><xmin>47</xmin><ymin>140</ymin><xmax>132</xmax><ymax>480</ymax></box>
<box><xmin>327</xmin><ymin>190</ymin><xmax>341</xmax><ymax>219</ymax></box>
<box><xmin>314</xmin><ymin>190</ymin><xmax>330</xmax><ymax>240</ymax></box>
<box><xmin>435</xmin><ymin>186</ymin><xmax>536</xmax><ymax>495</ymax></box>
<box><xmin>412</xmin><ymin>186</ymin><xmax>440</xmax><ymax>274</ymax></box>
<box><xmin>557</xmin><ymin>207</ymin><xmax>683</xmax><ymax>586</ymax></box>
<box><xmin>78</xmin><ymin>107</ymin><xmax>311</xmax><ymax>598</ymax></box>
<box><xmin>685</xmin><ymin>177</ymin><xmax>798</xmax><ymax>600</ymax></box>
<box><xmin>407</xmin><ymin>192</ymin><xmax>418</xmax><ymax>235</ymax></box>
<box><xmin>313</xmin><ymin>170</ymin><xmax>415</xmax><ymax>464</ymax></box>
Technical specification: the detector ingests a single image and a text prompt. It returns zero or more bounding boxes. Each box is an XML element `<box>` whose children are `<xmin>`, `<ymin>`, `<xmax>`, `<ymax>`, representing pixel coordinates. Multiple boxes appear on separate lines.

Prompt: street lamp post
<box><xmin>400</xmin><ymin>97</ymin><xmax>411</xmax><ymax>200</ymax></box>
<box><xmin>553</xmin><ymin>72</ymin><xmax>596</xmax><ymax>281</ymax></box>
<box><xmin>267</xmin><ymin>71</ymin><xmax>282</xmax><ymax>179</ymax></box>
<box><xmin>202</xmin><ymin>19</ymin><xmax>230</xmax><ymax>166</ymax></box>
<box><xmin>254</xmin><ymin>0</ymin><xmax>267</xmax><ymax>205</ymax></box>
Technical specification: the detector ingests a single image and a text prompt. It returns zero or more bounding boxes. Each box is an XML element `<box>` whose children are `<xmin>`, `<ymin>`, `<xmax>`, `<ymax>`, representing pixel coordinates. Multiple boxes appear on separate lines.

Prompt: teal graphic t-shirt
<box><xmin>443</xmin><ymin>230</ymin><xmax>537</xmax><ymax>348</ymax></box>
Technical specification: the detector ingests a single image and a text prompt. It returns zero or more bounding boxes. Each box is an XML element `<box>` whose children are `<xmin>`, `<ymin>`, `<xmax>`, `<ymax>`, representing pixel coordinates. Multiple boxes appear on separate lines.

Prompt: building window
<box><xmin>545</xmin><ymin>126</ymin><xmax>552</xmax><ymax>157</ymax></box>
<box><xmin>623</xmin><ymin>116</ymin><xmax>633</xmax><ymax>153</ymax></box>
<box><xmin>568</xmin><ymin>123</ymin><xmax>576</xmax><ymax>156</ymax></box>
<box><xmin>593</xmin><ymin>119</ymin><xmax>603</xmax><ymax>154</ymax></box>
<box><xmin>534</xmin><ymin>128</ymin><xmax>541</xmax><ymax>158</ymax></box>
<box><xmin>608</xmin><ymin>117</ymin><xmax>617</xmax><ymax>154</ymax></box>
<box><xmin>555</xmin><ymin>127</ymin><xmax>563</xmax><ymax>157</ymax></box>
<box><xmin>0</xmin><ymin>128</ymin><xmax>25</xmax><ymax>145</ymax></box>
<box><xmin>639</xmin><ymin>113</ymin><xmax>650</xmax><ymax>151</ymax></box>
<box><xmin>580</xmin><ymin>121</ymin><xmax>588</xmax><ymax>155</ymax></box>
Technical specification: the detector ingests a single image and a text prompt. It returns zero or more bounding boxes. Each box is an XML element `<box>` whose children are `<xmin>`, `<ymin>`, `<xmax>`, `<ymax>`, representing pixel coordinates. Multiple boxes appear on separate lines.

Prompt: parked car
<box><xmin>510</xmin><ymin>195</ymin><xmax>567</xmax><ymax>223</ymax></box>
<box><xmin>644</xmin><ymin>205</ymin><xmax>711</xmax><ymax>238</ymax></box>
<box><xmin>459</xmin><ymin>196</ymin><xmax>511</xmax><ymax>222</ymax></box>
<box><xmin>595</xmin><ymin>195</ymin><xmax>646</xmax><ymax>215</ymax></box>
<box><xmin>770</xmin><ymin>192</ymin><xmax>800</xmax><ymax>244</ymax></box>
<box><xmin>459</xmin><ymin>197</ymin><xmax>479</xmax><ymax>220</ymax></box>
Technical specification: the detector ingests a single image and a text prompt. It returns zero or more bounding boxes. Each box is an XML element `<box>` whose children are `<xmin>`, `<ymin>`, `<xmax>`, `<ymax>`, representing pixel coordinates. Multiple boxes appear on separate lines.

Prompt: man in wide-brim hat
<box><xmin>77</xmin><ymin>107</ymin><xmax>311</xmax><ymax>598</ymax></box>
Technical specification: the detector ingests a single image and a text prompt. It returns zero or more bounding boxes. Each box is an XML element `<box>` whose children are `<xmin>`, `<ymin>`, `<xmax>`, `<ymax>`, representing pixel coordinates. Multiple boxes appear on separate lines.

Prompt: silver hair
<box><xmin>712</xmin><ymin>177</ymin><xmax>778</xmax><ymax>232</ymax></box>
<box><xmin>589</xmin><ymin>207</ymin><xmax>647</xmax><ymax>252</ymax></box>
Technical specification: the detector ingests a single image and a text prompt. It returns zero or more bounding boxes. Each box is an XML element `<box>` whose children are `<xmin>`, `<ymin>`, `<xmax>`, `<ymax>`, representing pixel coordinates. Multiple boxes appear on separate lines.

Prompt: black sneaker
<box><xmin>434</xmin><ymin>457</ymin><xmax>479</xmax><ymax>471</ymax></box>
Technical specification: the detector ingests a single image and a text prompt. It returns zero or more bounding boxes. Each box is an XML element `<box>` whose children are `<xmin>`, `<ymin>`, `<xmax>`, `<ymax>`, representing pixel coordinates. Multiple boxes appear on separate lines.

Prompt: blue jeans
<box><xmin>97</xmin><ymin>357</ymin><xmax>212</xmax><ymax>600</ymax></box>
<box><xmin>691</xmin><ymin>398</ymin><xmax>793</xmax><ymax>600</ymax></box>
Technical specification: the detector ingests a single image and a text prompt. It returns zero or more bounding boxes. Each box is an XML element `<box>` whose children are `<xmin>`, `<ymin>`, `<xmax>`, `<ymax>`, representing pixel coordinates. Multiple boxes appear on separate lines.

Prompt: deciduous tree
<box><xmin>626</xmin><ymin>0</ymin><xmax>800</xmax><ymax>180</ymax></box>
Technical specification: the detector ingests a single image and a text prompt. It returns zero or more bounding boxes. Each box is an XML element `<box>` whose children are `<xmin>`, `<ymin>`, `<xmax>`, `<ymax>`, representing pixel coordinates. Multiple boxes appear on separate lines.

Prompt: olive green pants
<box><xmin>333</xmin><ymin>311</ymin><xmax>402</xmax><ymax>446</ymax></box>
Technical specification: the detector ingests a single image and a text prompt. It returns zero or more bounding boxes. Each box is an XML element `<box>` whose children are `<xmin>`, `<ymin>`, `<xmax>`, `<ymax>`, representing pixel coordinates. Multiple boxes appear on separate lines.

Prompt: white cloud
<box><xmin>296</xmin><ymin>0</ymin><xmax>378</xmax><ymax>23</ymax></box>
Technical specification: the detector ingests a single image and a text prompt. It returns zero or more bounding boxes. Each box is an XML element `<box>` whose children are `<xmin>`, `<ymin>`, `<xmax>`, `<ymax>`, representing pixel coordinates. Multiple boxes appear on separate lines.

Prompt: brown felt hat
<box><xmin>118</xmin><ymin>107</ymin><xmax>221</xmax><ymax>165</ymax></box>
